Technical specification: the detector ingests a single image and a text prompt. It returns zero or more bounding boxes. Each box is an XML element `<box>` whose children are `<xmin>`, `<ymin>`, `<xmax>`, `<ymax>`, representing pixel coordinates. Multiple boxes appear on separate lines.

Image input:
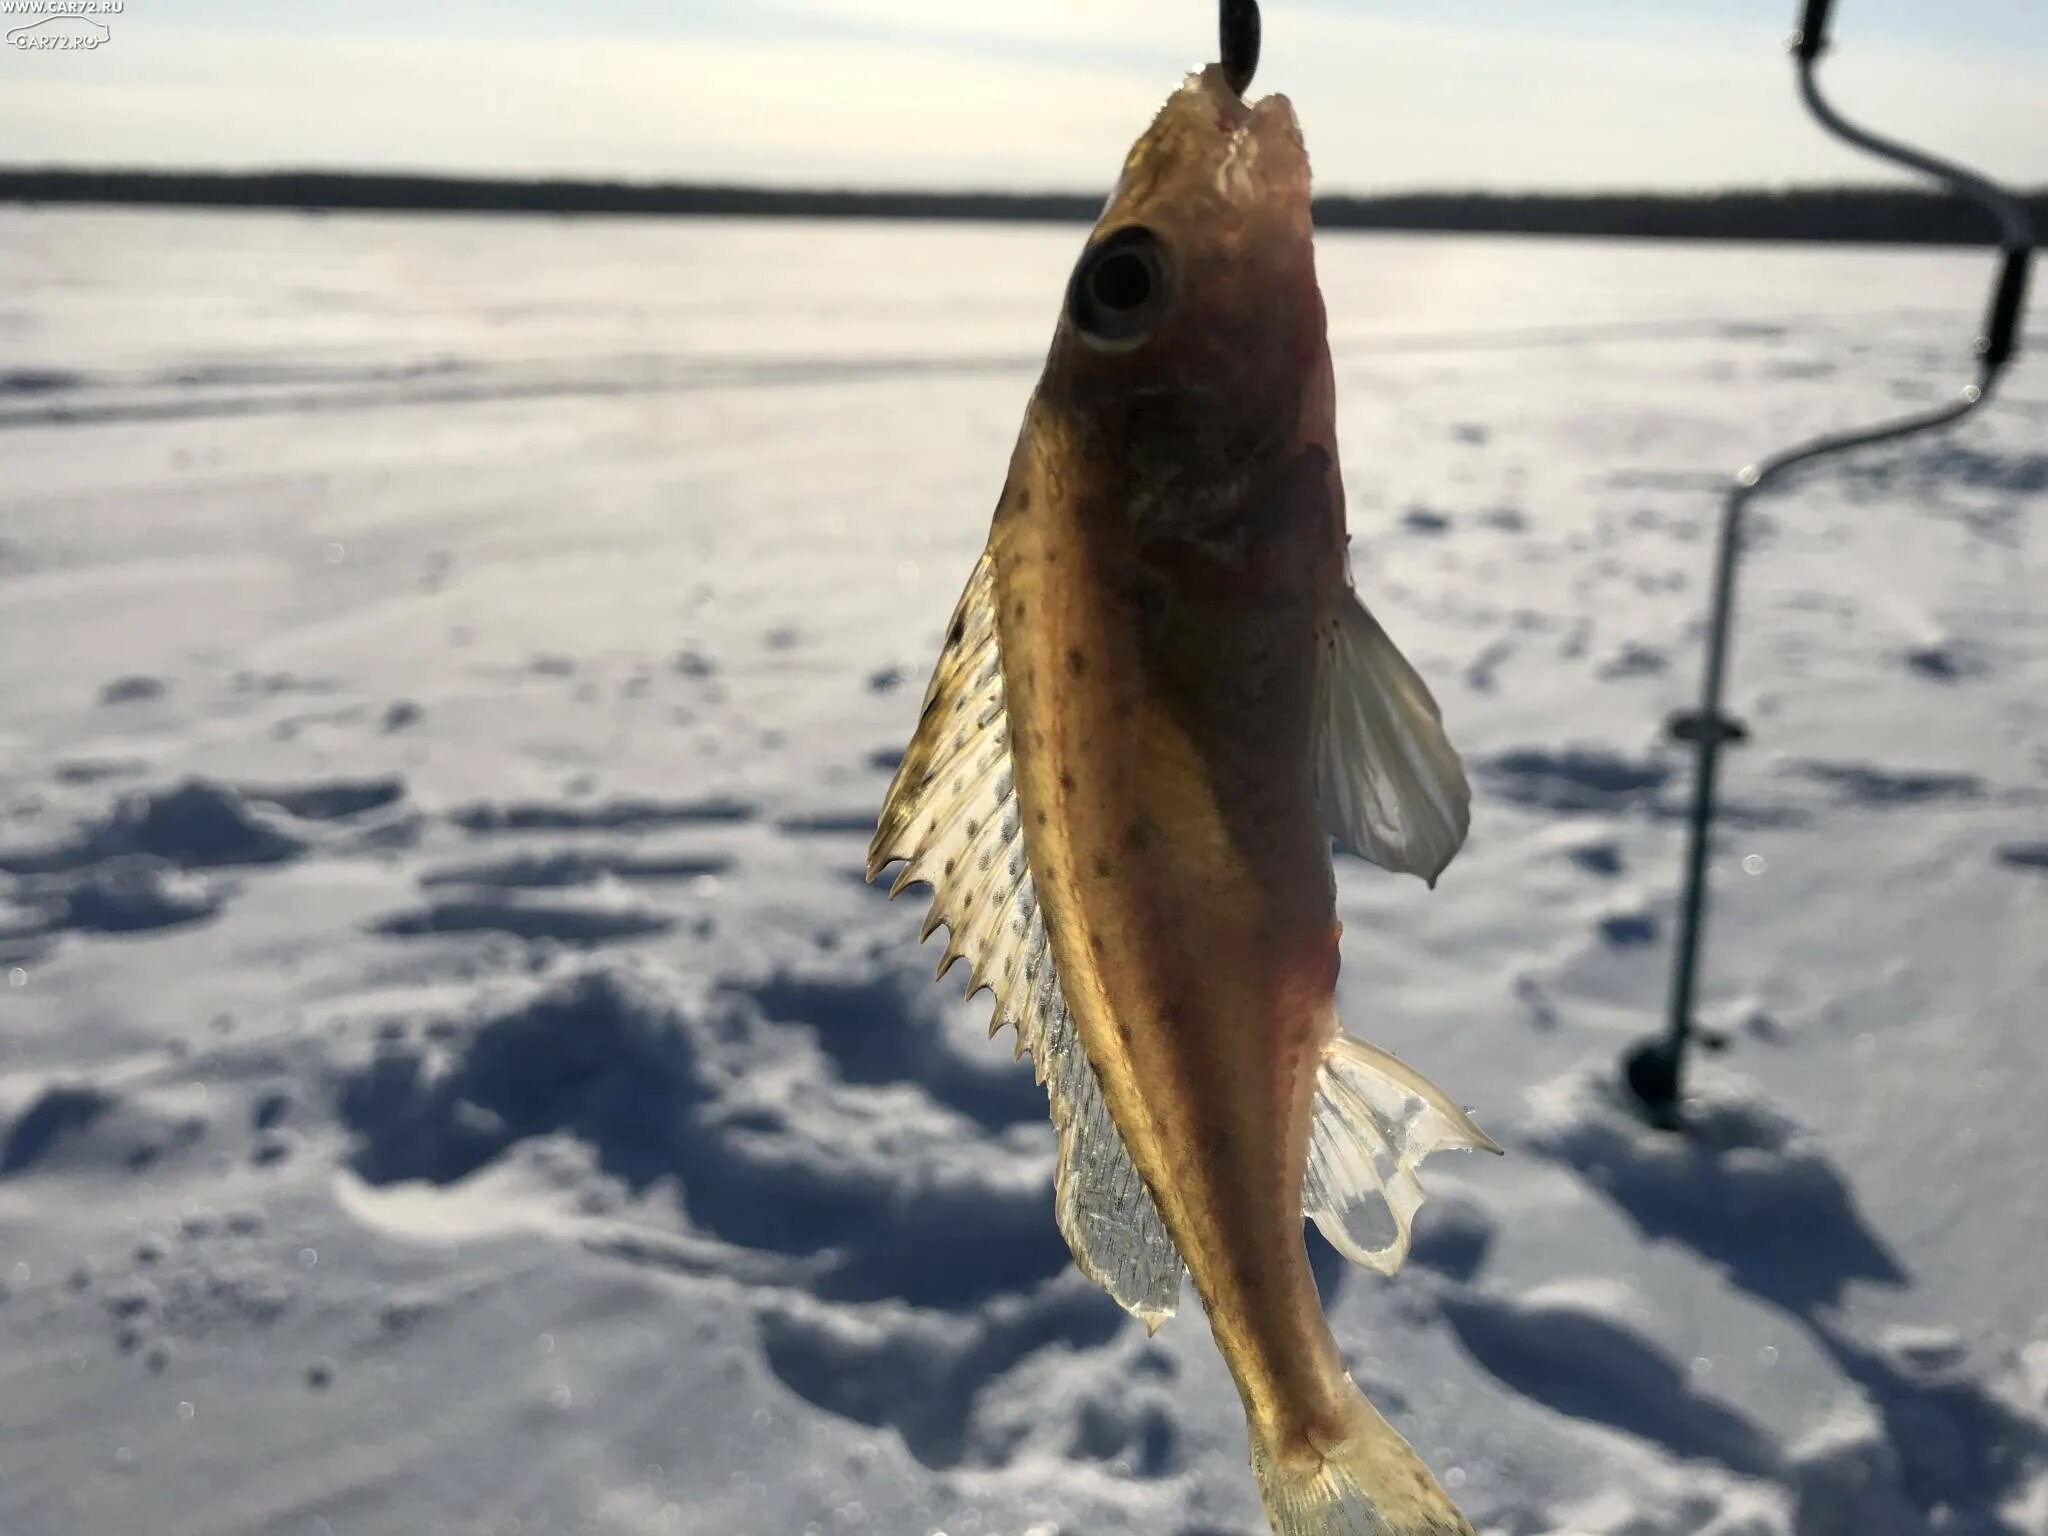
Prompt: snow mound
<box><xmin>1788</xmin><ymin>1405</ymin><xmax>1921</xmax><ymax>1536</ymax></box>
<box><xmin>0</xmin><ymin>778</ymin><xmax>308</xmax><ymax>874</ymax></box>
<box><xmin>368</xmin><ymin>890</ymin><xmax>678</xmax><ymax>946</ymax></box>
<box><xmin>334</xmin><ymin>957</ymin><xmax>1071</xmax><ymax>1303</ymax></box>
<box><xmin>417</xmin><ymin>847</ymin><xmax>731</xmax><ymax>890</ymax></box>
<box><xmin>1523</xmin><ymin>1066</ymin><xmax>1903</xmax><ymax>1312</ymax></box>
<box><xmin>741</xmin><ymin>966</ymin><xmax>1045</xmax><ymax>1132</ymax></box>
<box><xmin>1996</xmin><ymin>842</ymin><xmax>2048</xmax><ymax>875</ymax></box>
<box><xmin>449</xmin><ymin>796</ymin><xmax>757</xmax><ymax>833</ymax></box>
<box><xmin>1442</xmin><ymin>1279</ymin><xmax>1782</xmax><ymax>1478</ymax></box>
<box><xmin>1482</xmin><ymin>746</ymin><xmax>1674</xmax><ymax>816</ymax></box>
<box><xmin>1793</xmin><ymin>761</ymin><xmax>1985</xmax><ymax>808</ymax></box>
<box><xmin>98</xmin><ymin>674</ymin><xmax>169</xmax><ymax>705</ymax></box>
<box><xmin>1525</xmin><ymin>1066</ymin><xmax>2048</xmax><ymax>1533</ymax></box>
<box><xmin>45</xmin><ymin>856</ymin><xmax>224</xmax><ymax>935</ymax></box>
<box><xmin>330</xmin><ymin>955</ymin><xmax>1149</xmax><ymax>1475</ymax></box>
<box><xmin>756</xmin><ymin>1275</ymin><xmax>1126</xmax><ymax>1470</ymax></box>
<box><xmin>1</xmin><ymin>1080</ymin><xmax>209</xmax><ymax>1179</ymax></box>
<box><xmin>0</xmin><ymin>776</ymin><xmax>418</xmax><ymax>950</ymax></box>
<box><xmin>337</xmin><ymin>963</ymin><xmax>723</xmax><ymax>1188</ymax></box>
<box><xmin>237</xmin><ymin>776</ymin><xmax>406</xmax><ymax>821</ymax></box>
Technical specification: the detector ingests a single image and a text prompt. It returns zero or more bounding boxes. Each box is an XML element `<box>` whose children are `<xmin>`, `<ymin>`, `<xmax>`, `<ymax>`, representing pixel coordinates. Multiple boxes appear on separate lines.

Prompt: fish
<box><xmin>867</xmin><ymin>60</ymin><xmax>1498</xmax><ymax>1536</ymax></box>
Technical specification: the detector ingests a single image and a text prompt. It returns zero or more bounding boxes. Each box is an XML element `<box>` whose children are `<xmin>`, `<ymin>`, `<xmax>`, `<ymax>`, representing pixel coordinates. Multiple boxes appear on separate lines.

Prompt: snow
<box><xmin>2</xmin><ymin>205</ymin><xmax>2045</xmax><ymax>1536</ymax></box>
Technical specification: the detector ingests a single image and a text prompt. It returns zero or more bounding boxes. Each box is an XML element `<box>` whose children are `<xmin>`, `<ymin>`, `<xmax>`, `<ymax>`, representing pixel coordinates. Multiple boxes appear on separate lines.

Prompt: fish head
<box><xmin>1042</xmin><ymin>65</ymin><xmax>1331</xmax><ymax>528</ymax></box>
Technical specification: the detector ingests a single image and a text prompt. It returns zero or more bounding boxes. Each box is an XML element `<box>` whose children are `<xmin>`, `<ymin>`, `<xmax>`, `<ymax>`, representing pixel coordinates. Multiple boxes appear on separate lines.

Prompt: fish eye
<box><xmin>1066</xmin><ymin>226</ymin><xmax>1170</xmax><ymax>349</ymax></box>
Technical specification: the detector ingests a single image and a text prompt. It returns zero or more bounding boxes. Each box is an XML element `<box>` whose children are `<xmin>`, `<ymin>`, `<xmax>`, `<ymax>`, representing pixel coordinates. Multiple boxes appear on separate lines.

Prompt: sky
<box><xmin>2</xmin><ymin>0</ymin><xmax>2044</xmax><ymax>193</ymax></box>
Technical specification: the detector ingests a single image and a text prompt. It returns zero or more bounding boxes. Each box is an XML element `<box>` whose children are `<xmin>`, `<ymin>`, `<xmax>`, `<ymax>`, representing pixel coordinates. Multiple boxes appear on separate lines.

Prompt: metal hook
<box><xmin>1220</xmin><ymin>0</ymin><xmax>1260</xmax><ymax>96</ymax></box>
<box><xmin>1623</xmin><ymin>0</ymin><xmax>2035</xmax><ymax>1127</ymax></box>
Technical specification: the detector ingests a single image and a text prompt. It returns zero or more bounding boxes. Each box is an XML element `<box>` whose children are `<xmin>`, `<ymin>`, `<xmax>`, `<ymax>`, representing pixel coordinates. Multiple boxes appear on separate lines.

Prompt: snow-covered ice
<box><xmin>1</xmin><ymin>207</ymin><xmax>2044</xmax><ymax>1536</ymax></box>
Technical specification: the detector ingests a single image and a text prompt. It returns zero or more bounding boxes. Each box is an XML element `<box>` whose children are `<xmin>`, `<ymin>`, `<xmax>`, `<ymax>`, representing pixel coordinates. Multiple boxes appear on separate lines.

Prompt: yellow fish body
<box><xmin>871</xmin><ymin>63</ymin><xmax>1496</xmax><ymax>1536</ymax></box>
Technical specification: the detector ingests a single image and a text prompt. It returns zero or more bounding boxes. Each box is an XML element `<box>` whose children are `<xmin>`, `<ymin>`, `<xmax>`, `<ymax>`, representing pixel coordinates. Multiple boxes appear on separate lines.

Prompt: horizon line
<box><xmin>5</xmin><ymin>164</ymin><xmax>2046</xmax><ymax>203</ymax></box>
<box><xmin>4</xmin><ymin>168</ymin><xmax>2042</xmax><ymax>248</ymax></box>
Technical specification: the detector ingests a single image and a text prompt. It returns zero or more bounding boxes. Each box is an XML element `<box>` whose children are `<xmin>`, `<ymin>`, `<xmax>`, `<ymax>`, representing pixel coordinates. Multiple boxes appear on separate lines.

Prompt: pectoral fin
<box><xmin>1302</xmin><ymin>1032</ymin><xmax>1500</xmax><ymax>1276</ymax></box>
<box><xmin>1315</xmin><ymin>589</ymin><xmax>1471</xmax><ymax>886</ymax></box>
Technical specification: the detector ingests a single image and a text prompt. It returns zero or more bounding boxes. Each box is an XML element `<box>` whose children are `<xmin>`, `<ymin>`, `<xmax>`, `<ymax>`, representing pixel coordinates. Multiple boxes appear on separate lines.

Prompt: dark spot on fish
<box><xmin>1011</xmin><ymin>599</ymin><xmax>1026</xmax><ymax>621</ymax></box>
<box><xmin>1014</xmin><ymin>485</ymin><xmax>1031</xmax><ymax>511</ymax></box>
<box><xmin>1066</xmin><ymin>648</ymin><xmax>1088</xmax><ymax>678</ymax></box>
<box><xmin>1091</xmin><ymin>854</ymin><xmax>1113</xmax><ymax>879</ymax></box>
<box><xmin>947</xmin><ymin>616</ymin><xmax>965</xmax><ymax>648</ymax></box>
<box><xmin>944</xmin><ymin>858</ymin><xmax>956</xmax><ymax>875</ymax></box>
<box><xmin>1033</xmin><ymin>810</ymin><xmax>1048</xmax><ymax>828</ymax></box>
<box><xmin>1059</xmin><ymin>771</ymin><xmax>1077</xmax><ymax>793</ymax></box>
<box><xmin>1125</xmin><ymin>818</ymin><xmax>1153</xmax><ymax>852</ymax></box>
<box><xmin>1116</xmin><ymin>1021</ymin><xmax>1133</xmax><ymax>1046</ymax></box>
<box><xmin>966</xmin><ymin>818</ymin><xmax>980</xmax><ymax>836</ymax></box>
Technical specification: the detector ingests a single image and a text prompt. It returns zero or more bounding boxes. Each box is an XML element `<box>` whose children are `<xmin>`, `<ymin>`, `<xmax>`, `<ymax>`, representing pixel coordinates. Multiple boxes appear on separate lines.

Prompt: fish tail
<box><xmin>1249</xmin><ymin>1386</ymin><xmax>1474</xmax><ymax>1536</ymax></box>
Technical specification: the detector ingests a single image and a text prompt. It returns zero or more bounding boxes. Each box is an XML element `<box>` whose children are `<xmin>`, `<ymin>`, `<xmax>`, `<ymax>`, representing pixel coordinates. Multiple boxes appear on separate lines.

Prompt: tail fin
<box><xmin>1250</xmin><ymin>1387</ymin><xmax>1475</xmax><ymax>1536</ymax></box>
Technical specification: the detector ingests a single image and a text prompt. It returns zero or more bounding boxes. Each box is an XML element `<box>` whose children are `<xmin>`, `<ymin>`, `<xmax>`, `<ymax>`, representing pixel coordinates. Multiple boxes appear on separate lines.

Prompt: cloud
<box><xmin>0</xmin><ymin>6</ymin><xmax>2041</xmax><ymax>190</ymax></box>
<box><xmin>0</xmin><ymin>27</ymin><xmax>1162</xmax><ymax>186</ymax></box>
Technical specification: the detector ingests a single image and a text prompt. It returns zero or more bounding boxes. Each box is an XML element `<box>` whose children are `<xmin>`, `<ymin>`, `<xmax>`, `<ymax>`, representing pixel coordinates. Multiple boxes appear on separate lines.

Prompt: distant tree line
<box><xmin>1</xmin><ymin>168</ymin><xmax>2040</xmax><ymax>246</ymax></box>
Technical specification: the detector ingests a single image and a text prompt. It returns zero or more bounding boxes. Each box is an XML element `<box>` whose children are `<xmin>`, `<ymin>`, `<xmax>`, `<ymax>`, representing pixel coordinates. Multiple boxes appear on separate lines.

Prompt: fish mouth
<box><xmin>1182</xmin><ymin>65</ymin><xmax>1307</xmax><ymax>213</ymax></box>
<box><xmin>1187</xmin><ymin>61</ymin><xmax>1299</xmax><ymax>138</ymax></box>
<box><xmin>1245</xmin><ymin>93</ymin><xmax>1308</xmax><ymax>203</ymax></box>
<box><xmin>1249</xmin><ymin>92</ymin><xmax>1301</xmax><ymax>142</ymax></box>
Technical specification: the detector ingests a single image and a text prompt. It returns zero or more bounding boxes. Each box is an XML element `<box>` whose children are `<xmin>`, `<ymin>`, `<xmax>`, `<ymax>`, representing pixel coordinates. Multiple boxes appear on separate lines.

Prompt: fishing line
<box><xmin>1622</xmin><ymin>0</ymin><xmax>2036</xmax><ymax>1124</ymax></box>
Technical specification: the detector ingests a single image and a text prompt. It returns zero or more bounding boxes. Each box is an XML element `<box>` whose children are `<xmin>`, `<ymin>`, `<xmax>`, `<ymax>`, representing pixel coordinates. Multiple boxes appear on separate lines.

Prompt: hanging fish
<box><xmin>869</xmin><ymin>59</ymin><xmax>1496</xmax><ymax>1536</ymax></box>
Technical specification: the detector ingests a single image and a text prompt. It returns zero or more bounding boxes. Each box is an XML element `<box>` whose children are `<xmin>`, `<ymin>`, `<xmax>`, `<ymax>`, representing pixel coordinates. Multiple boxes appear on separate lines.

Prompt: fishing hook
<box><xmin>1221</xmin><ymin>0</ymin><xmax>1260</xmax><ymax>96</ymax></box>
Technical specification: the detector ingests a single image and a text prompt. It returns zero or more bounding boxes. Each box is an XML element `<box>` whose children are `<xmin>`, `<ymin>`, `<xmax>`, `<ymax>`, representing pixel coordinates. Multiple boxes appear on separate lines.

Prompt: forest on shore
<box><xmin>3</xmin><ymin>169</ymin><xmax>2041</xmax><ymax>245</ymax></box>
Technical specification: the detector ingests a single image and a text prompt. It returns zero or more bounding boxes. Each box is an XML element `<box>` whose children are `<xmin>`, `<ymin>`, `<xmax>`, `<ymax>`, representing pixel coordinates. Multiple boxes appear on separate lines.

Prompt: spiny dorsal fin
<box><xmin>869</xmin><ymin>548</ymin><xmax>1183</xmax><ymax>1327</ymax></box>
<box><xmin>1315</xmin><ymin>588</ymin><xmax>1471</xmax><ymax>887</ymax></box>
<box><xmin>1302</xmin><ymin>1031</ymin><xmax>1500</xmax><ymax>1276</ymax></box>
